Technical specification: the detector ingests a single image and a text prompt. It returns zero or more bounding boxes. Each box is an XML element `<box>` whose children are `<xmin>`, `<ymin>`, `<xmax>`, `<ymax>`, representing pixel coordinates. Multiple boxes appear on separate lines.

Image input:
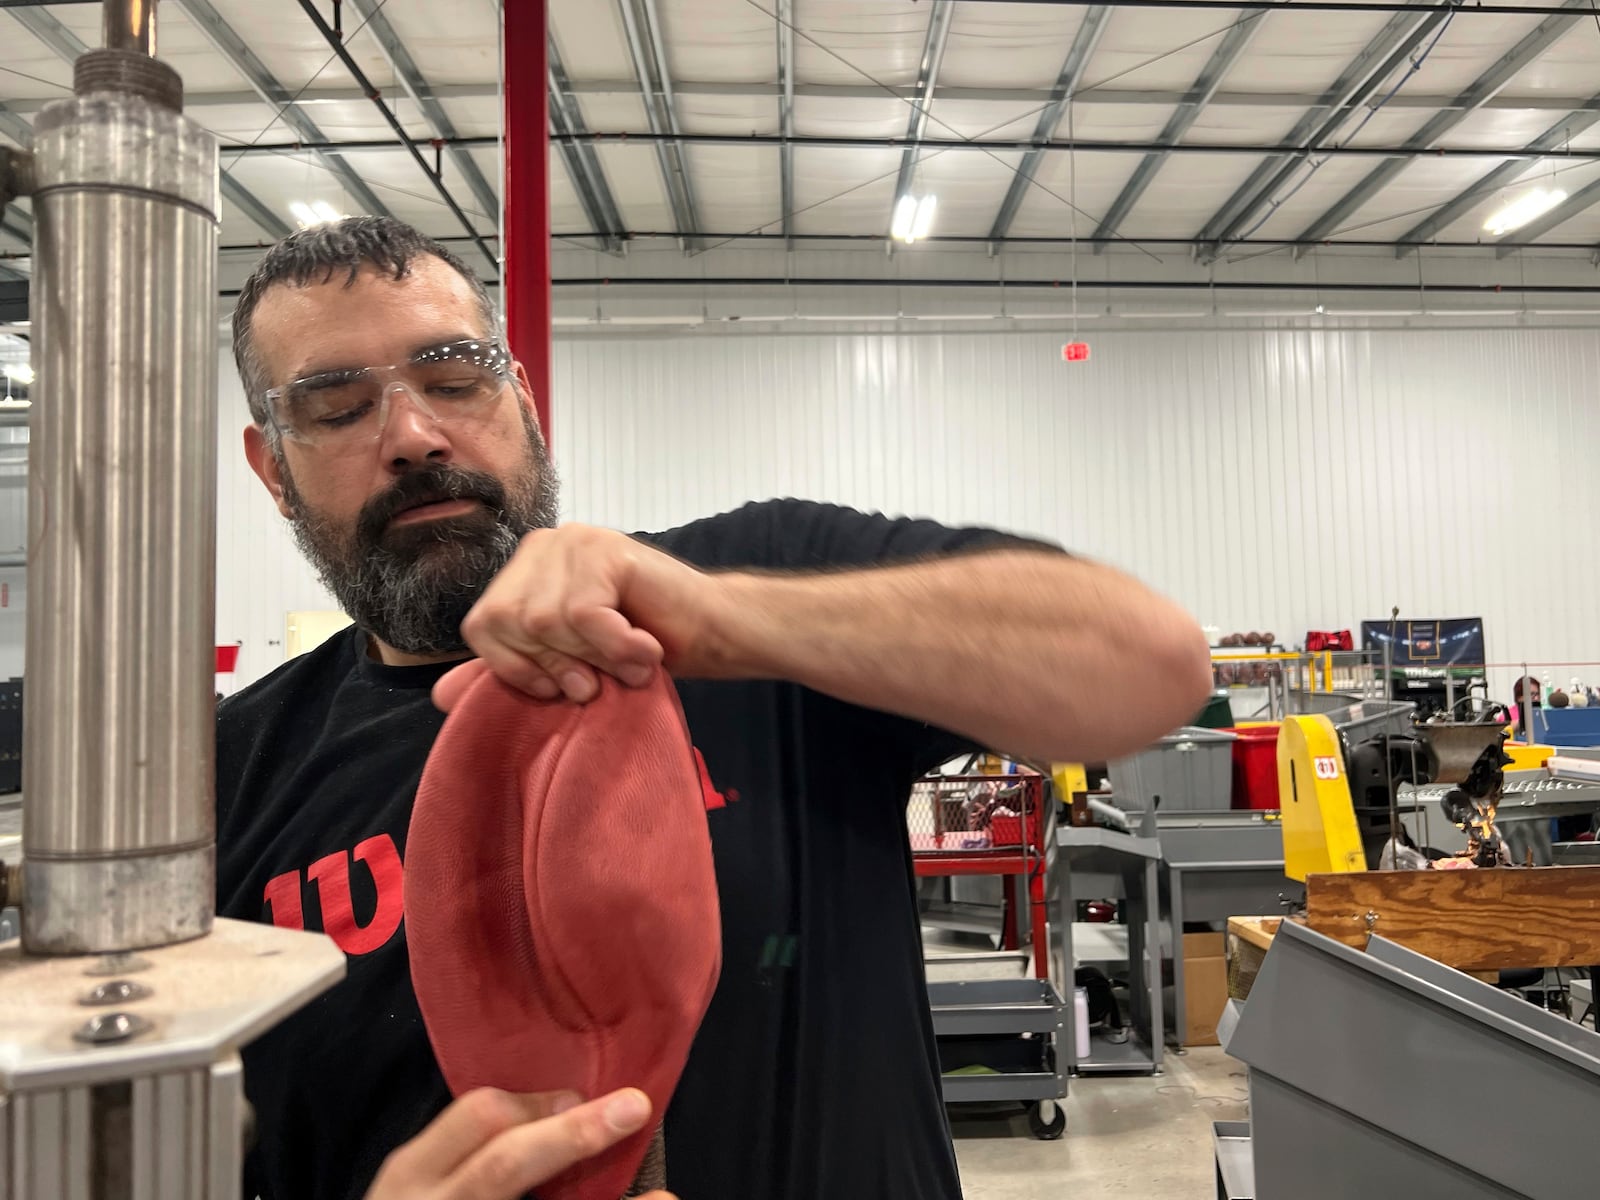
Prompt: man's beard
<box><xmin>280</xmin><ymin>416</ymin><xmax>560</xmax><ymax>656</ymax></box>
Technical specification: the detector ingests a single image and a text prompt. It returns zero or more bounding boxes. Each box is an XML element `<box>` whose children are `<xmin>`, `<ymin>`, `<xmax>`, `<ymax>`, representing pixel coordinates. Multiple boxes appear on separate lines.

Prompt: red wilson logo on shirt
<box><xmin>261</xmin><ymin>749</ymin><xmax>735</xmax><ymax>955</ymax></box>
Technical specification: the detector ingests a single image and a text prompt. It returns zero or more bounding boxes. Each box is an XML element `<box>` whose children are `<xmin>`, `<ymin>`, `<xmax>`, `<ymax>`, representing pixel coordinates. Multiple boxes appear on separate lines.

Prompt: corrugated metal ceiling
<box><xmin>1</xmin><ymin>0</ymin><xmax>1599</xmax><ymax>287</ymax></box>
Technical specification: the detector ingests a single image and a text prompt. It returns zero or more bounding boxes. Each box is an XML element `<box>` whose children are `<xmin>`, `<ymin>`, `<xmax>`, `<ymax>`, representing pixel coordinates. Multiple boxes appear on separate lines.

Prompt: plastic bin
<box><xmin>1226</xmin><ymin>725</ymin><xmax>1281</xmax><ymax>810</ymax></box>
<box><xmin>1109</xmin><ymin>727</ymin><xmax>1237</xmax><ymax>812</ymax></box>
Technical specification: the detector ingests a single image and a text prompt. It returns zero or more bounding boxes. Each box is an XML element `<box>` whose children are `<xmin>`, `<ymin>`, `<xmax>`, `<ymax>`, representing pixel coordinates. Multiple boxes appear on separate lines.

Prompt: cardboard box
<box><xmin>1183</xmin><ymin>932</ymin><xmax>1228</xmax><ymax>1047</ymax></box>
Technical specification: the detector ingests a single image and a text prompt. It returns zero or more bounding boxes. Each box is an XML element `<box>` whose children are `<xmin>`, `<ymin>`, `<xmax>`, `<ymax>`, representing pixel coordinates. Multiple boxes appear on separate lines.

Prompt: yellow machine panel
<box><xmin>1277</xmin><ymin>715</ymin><xmax>1367</xmax><ymax>882</ymax></box>
<box><xmin>1503</xmin><ymin>742</ymin><xmax>1553</xmax><ymax>772</ymax></box>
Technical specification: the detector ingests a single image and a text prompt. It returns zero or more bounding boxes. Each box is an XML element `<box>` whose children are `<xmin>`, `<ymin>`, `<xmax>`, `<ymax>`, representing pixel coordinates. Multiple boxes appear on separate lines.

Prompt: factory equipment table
<box><xmin>1049</xmin><ymin>823</ymin><xmax>1164</xmax><ymax>1074</ymax></box>
<box><xmin>1159</xmin><ymin>811</ymin><xmax>1290</xmax><ymax>1048</ymax></box>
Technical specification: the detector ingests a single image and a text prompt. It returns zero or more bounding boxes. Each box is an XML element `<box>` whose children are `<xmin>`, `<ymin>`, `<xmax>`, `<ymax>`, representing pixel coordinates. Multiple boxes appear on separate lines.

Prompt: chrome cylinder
<box><xmin>21</xmin><ymin>51</ymin><xmax>218</xmax><ymax>954</ymax></box>
<box><xmin>104</xmin><ymin>0</ymin><xmax>156</xmax><ymax>56</ymax></box>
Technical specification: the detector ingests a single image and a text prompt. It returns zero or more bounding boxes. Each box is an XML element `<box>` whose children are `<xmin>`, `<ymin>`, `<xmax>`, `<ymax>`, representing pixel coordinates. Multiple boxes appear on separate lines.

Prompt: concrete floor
<box><xmin>952</xmin><ymin>1047</ymin><xmax>1248</xmax><ymax>1199</ymax></box>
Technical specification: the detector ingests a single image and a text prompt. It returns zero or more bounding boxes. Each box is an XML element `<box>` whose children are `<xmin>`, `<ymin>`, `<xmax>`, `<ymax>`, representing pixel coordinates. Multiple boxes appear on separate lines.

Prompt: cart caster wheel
<box><xmin>1028</xmin><ymin>1101</ymin><xmax>1066</xmax><ymax>1140</ymax></box>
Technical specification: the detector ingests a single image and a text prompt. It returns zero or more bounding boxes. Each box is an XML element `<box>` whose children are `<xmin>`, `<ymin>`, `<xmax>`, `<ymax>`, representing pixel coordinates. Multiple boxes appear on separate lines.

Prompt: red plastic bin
<box><xmin>990</xmin><ymin>808</ymin><xmax>1044</xmax><ymax>849</ymax></box>
<box><xmin>1226</xmin><ymin>725</ymin><xmax>1281</xmax><ymax>810</ymax></box>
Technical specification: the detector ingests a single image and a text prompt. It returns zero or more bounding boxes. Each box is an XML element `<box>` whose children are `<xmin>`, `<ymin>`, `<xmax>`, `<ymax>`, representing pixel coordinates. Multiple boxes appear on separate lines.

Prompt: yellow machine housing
<box><xmin>1277</xmin><ymin>715</ymin><xmax>1367</xmax><ymax>882</ymax></box>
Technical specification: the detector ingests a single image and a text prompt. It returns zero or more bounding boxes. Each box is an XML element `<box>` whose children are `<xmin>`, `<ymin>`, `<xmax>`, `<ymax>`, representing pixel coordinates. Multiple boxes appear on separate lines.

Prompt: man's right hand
<box><xmin>365</xmin><ymin>1086</ymin><xmax>673</xmax><ymax>1200</ymax></box>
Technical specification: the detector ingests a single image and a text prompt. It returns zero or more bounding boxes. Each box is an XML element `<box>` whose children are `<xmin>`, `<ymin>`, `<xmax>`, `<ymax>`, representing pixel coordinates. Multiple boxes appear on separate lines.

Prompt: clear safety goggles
<box><xmin>263</xmin><ymin>340</ymin><xmax>513</xmax><ymax>448</ymax></box>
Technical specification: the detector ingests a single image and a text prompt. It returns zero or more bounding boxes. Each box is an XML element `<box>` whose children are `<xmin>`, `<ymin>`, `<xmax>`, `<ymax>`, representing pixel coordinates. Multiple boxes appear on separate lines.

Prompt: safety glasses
<box><xmin>263</xmin><ymin>339</ymin><xmax>513</xmax><ymax>448</ymax></box>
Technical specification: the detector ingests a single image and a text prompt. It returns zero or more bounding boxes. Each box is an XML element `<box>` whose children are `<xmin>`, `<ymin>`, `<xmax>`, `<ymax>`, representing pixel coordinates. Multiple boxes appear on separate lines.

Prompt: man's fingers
<box><xmin>471</xmin><ymin>643</ymin><xmax>571</xmax><ymax>704</ymax></box>
<box><xmin>439</xmin><ymin>1088</ymin><xmax>654</xmax><ymax>1200</ymax></box>
<box><xmin>382</xmin><ymin>1088</ymin><xmax>581</xmax><ymax>1183</ymax></box>
<box><xmin>567</xmin><ymin>607</ymin><xmax>664</xmax><ymax>686</ymax></box>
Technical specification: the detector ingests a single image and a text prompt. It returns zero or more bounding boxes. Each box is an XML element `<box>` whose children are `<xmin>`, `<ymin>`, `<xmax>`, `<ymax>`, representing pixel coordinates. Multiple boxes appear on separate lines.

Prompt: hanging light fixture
<box><xmin>1484</xmin><ymin>187</ymin><xmax>1567</xmax><ymax>237</ymax></box>
<box><xmin>891</xmin><ymin>194</ymin><xmax>938</xmax><ymax>244</ymax></box>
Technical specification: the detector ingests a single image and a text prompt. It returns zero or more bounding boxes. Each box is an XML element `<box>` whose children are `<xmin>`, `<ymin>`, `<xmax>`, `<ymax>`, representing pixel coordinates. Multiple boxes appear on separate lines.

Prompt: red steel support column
<box><xmin>504</xmin><ymin>0</ymin><xmax>552</xmax><ymax>443</ymax></box>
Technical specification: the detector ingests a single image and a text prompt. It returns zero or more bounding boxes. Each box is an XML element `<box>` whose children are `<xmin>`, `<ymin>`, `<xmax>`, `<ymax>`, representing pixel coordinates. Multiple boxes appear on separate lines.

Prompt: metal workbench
<box><xmin>1049</xmin><ymin>823</ymin><xmax>1164</xmax><ymax>1074</ymax></box>
<box><xmin>1158</xmin><ymin>811</ymin><xmax>1290</xmax><ymax>1049</ymax></box>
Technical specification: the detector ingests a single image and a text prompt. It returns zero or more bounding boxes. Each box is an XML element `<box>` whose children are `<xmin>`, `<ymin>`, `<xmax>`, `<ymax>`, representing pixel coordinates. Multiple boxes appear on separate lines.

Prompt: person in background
<box><xmin>1509</xmin><ymin>675</ymin><xmax>1542</xmax><ymax>735</ymax></box>
<box><xmin>218</xmin><ymin>216</ymin><xmax>1213</xmax><ymax>1200</ymax></box>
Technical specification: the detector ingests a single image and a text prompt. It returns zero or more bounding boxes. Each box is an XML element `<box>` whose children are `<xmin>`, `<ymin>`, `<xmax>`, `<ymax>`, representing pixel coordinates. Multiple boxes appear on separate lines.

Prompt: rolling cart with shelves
<box><xmin>910</xmin><ymin>772</ymin><xmax>1067</xmax><ymax>1137</ymax></box>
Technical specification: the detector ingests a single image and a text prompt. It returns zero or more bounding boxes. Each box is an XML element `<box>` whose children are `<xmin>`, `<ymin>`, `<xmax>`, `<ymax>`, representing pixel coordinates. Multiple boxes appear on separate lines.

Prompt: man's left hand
<box><xmin>446</xmin><ymin>524</ymin><xmax>731</xmax><ymax>706</ymax></box>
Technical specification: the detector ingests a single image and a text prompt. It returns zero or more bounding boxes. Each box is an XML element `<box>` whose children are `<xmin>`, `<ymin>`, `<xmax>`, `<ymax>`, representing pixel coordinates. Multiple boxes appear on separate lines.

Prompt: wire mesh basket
<box><xmin>907</xmin><ymin>773</ymin><xmax>1047</xmax><ymax>855</ymax></box>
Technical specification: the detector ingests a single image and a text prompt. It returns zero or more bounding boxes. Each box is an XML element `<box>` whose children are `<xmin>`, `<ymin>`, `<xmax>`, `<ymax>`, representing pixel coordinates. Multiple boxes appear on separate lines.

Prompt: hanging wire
<box><xmin>1231</xmin><ymin>1</ymin><xmax>1461</xmax><ymax>244</ymax></box>
<box><xmin>717</xmin><ymin>0</ymin><xmax>1272</xmax><ymax>262</ymax></box>
<box><xmin>1068</xmin><ymin>99</ymin><xmax>1079</xmax><ymax>342</ymax></box>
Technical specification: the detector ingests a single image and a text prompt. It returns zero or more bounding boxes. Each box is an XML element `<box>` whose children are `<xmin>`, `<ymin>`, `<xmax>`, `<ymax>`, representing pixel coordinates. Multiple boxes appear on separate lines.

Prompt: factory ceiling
<box><xmin>4</xmin><ymin>0</ymin><xmax>1600</xmax><ymax>305</ymax></box>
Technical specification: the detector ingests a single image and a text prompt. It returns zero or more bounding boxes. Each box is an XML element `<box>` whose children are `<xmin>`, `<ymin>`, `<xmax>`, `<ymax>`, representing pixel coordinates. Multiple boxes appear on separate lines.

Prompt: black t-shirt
<box><xmin>217</xmin><ymin>498</ymin><xmax>1028</xmax><ymax>1200</ymax></box>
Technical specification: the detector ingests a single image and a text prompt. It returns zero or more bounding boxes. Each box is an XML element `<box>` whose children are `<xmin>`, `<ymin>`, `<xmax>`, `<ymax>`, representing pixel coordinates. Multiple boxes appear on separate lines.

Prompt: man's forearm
<box><xmin>710</xmin><ymin>549</ymin><xmax>1212</xmax><ymax>763</ymax></box>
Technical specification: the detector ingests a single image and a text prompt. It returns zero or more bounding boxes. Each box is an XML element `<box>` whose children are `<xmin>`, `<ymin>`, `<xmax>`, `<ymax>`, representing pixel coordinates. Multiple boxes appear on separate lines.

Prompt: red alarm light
<box><xmin>1062</xmin><ymin>342</ymin><xmax>1091</xmax><ymax>363</ymax></box>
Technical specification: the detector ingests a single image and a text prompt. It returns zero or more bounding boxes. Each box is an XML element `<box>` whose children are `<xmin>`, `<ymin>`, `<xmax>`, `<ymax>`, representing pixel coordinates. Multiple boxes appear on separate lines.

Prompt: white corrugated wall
<box><xmin>551</xmin><ymin>324</ymin><xmax>1600</xmax><ymax>699</ymax></box>
<box><xmin>127</xmin><ymin>322</ymin><xmax>1600</xmax><ymax>691</ymax></box>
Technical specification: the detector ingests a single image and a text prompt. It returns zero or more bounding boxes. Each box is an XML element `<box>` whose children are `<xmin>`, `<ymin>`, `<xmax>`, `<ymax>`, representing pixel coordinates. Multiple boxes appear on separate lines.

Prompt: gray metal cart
<box><xmin>927</xmin><ymin>977</ymin><xmax>1068</xmax><ymax>1139</ymax></box>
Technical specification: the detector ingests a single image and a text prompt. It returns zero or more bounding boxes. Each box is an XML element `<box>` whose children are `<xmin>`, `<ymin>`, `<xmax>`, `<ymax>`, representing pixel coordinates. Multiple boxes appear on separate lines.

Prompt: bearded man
<box><xmin>218</xmin><ymin>216</ymin><xmax>1211</xmax><ymax>1200</ymax></box>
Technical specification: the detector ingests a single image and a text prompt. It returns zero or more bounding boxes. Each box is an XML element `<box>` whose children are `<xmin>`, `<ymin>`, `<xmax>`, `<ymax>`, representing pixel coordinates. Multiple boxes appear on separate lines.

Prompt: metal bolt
<box><xmin>1364</xmin><ymin>910</ymin><xmax>1380</xmax><ymax>932</ymax></box>
<box><xmin>73</xmin><ymin>1011</ymin><xmax>153</xmax><ymax>1045</ymax></box>
<box><xmin>80</xmin><ymin>979</ymin><xmax>152</xmax><ymax>1006</ymax></box>
<box><xmin>84</xmin><ymin>952</ymin><xmax>152</xmax><ymax>977</ymax></box>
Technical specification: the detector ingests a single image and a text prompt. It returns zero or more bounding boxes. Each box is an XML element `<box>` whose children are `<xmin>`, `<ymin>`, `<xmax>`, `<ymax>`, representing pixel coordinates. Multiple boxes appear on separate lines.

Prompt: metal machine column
<box><xmin>0</xmin><ymin>4</ymin><xmax>344</xmax><ymax>1195</ymax></box>
<box><xmin>22</xmin><ymin>31</ymin><xmax>217</xmax><ymax>957</ymax></box>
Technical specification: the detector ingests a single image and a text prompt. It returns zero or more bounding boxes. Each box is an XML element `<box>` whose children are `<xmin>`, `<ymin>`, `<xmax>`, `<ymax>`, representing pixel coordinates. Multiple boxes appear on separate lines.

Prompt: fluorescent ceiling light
<box><xmin>4</xmin><ymin>363</ymin><xmax>34</xmax><ymax>385</ymax></box>
<box><xmin>290</xmin><ymin>200</ymin><xmax>347</xmax><ymax>229</ymax></box>
<box><xmin>1484</xmin><ymin>187</ymin><xmax>1566</xmax><ymax>237</ymax></box>
<box><xmin>891</xmin><ymin>194</ymin><xmax>938</xmax><ymax>244</ymax></box>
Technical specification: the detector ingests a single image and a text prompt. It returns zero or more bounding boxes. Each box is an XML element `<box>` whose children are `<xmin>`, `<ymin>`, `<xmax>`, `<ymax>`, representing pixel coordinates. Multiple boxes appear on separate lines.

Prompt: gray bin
<box><xmin>1327</xmin><ymin>698</ymin><xmax>1414</xmax><ymax>743</ymax></box>
<box><xmin>1109</xmin><ymin>727</ymin><xmax>1236</xmax><ymax>813</ymax></box>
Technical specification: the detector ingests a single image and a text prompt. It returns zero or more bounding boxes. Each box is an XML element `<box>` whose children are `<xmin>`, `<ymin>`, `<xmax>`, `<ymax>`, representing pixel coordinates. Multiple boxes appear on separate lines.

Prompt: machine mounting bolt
<box><xmin>73</xmin><ymin>1011</ymin><xmax>153</xmax><ymax>1045</ymax></box>
<box><xmin>80</xmin><ymin>979</ymin><xmax>153</xmax><ymax>1006</ymax></box>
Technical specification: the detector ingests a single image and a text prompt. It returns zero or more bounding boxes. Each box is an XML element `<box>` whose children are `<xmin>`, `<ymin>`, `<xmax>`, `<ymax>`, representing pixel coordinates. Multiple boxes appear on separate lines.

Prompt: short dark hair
<box><xmin>231</xmin><ymin>216</ymin><xmax>499</xmax><ymax>426</ymax></box>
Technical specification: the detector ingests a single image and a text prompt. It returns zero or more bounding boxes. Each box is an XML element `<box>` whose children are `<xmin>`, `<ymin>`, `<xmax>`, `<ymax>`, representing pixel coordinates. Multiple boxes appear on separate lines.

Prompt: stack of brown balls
<box><xmin>1214</xmin><ymin>631</ymin><xmax>1278</xmax><ymax>687</ymax></box>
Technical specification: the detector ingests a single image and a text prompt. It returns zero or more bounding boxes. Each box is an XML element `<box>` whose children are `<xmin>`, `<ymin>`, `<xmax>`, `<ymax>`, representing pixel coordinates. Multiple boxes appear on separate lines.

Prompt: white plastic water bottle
<box><xmin>1074</xmin><ymin>986</ymin><xmax>1091</xmax><ymax>1059</ymax></box>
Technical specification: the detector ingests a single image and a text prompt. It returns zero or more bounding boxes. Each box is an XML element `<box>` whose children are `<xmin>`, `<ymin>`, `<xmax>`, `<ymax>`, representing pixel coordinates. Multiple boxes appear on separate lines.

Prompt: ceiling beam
<box><xmin>1293</xmin><ymin>0</ymin><xmax>1589</xmax><ymax>245</ymax></box>
<box><xmin>345</xmin><ymin>0</ymin><xmax>499</xmax><ymax>221</ymax></box>
<box><xmin>0</xmin><ymin>96</ymin><xmax>33</xmax><ymax>152</ymax></box>
<box><xmin>4</xmin><ymin>84</ymin><xmax>500</xmax><ymax>113</ymax></box>
<box><xmin>950</xmin><ymin>0</ymin><xmax>1600</xmax><ymax>14</ymax></box>
<box><xmin>1493</xmin><ymin>177</ymin><xmax>1600</xmax><ymax>255</ymax></box>
<box><xmin>540</xmin><ymin>229</ymin><xmax>1600</xmax><ymax>251</ymax></box>
<box><xmin>1194</xmin><ymin>0</ymin><xmax>1452</xmax><ymax>257</ymax></box>
<box><xmin>547</xmin><ymin>34</ymin><xmax>626</xmax><ymax>253</ymax></box>
<box><xmin>220</xmin><ymin>174</ymin><xmax>292</xmax><ymax>239</ymax></box>
<box><xmin>228</xmin><ymin>131</ymin><xmax>1600</xmax><ymax>163</ymax></box>
<box><xmin>173</xmin><ymin>0</ymin><xmax>394</xmax><ymax>221</ymax></box>
<box><xmin>616</xmin><ymin>0</ymin><xmax>701</xmax><ymax>251</ymax></box>
<box><xmin>10</xmin><ymin>2</ymin><xmax>292</xmax><ymax>242</ymax></box>
<box><xmin>295</xmin><ymin>0</ymin><xmax>498</xmax><ymax>273</ymax></box>
<box><xmin>987</xmin><ymin>6</ymin><xmax>1110</xmax><ymax>244</ymax></box>
<box><xmin>888</xmin><ymin>1</ymin><xmax>955</xmax><ymax>233</ymax></box>
<box><xmin>1396</xmin><ymin>96</ymin><xmax>1600</xmax><ymax>253</ymax></box>
<box><xmin>1090</xmin><ymin>10</ymin><xmax>1266</xmax><ymax>244</ymax></box>
<box><xmin>775</xmin><ymin>0</ymin><xmax>795</xmax><ymax>248</ymax></box>
<box><xmin>7</xmin><ymin>78</ymin><xmax>1600</xmax><ymax>118</ymax></box>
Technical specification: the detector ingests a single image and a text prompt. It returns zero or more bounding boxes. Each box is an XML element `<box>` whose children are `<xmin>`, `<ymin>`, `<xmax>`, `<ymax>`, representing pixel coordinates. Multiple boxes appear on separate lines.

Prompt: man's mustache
<box><xmin>356</xmin><ymin>466</ymin><xmax>509</xmax><ymax>547</ymax></box>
